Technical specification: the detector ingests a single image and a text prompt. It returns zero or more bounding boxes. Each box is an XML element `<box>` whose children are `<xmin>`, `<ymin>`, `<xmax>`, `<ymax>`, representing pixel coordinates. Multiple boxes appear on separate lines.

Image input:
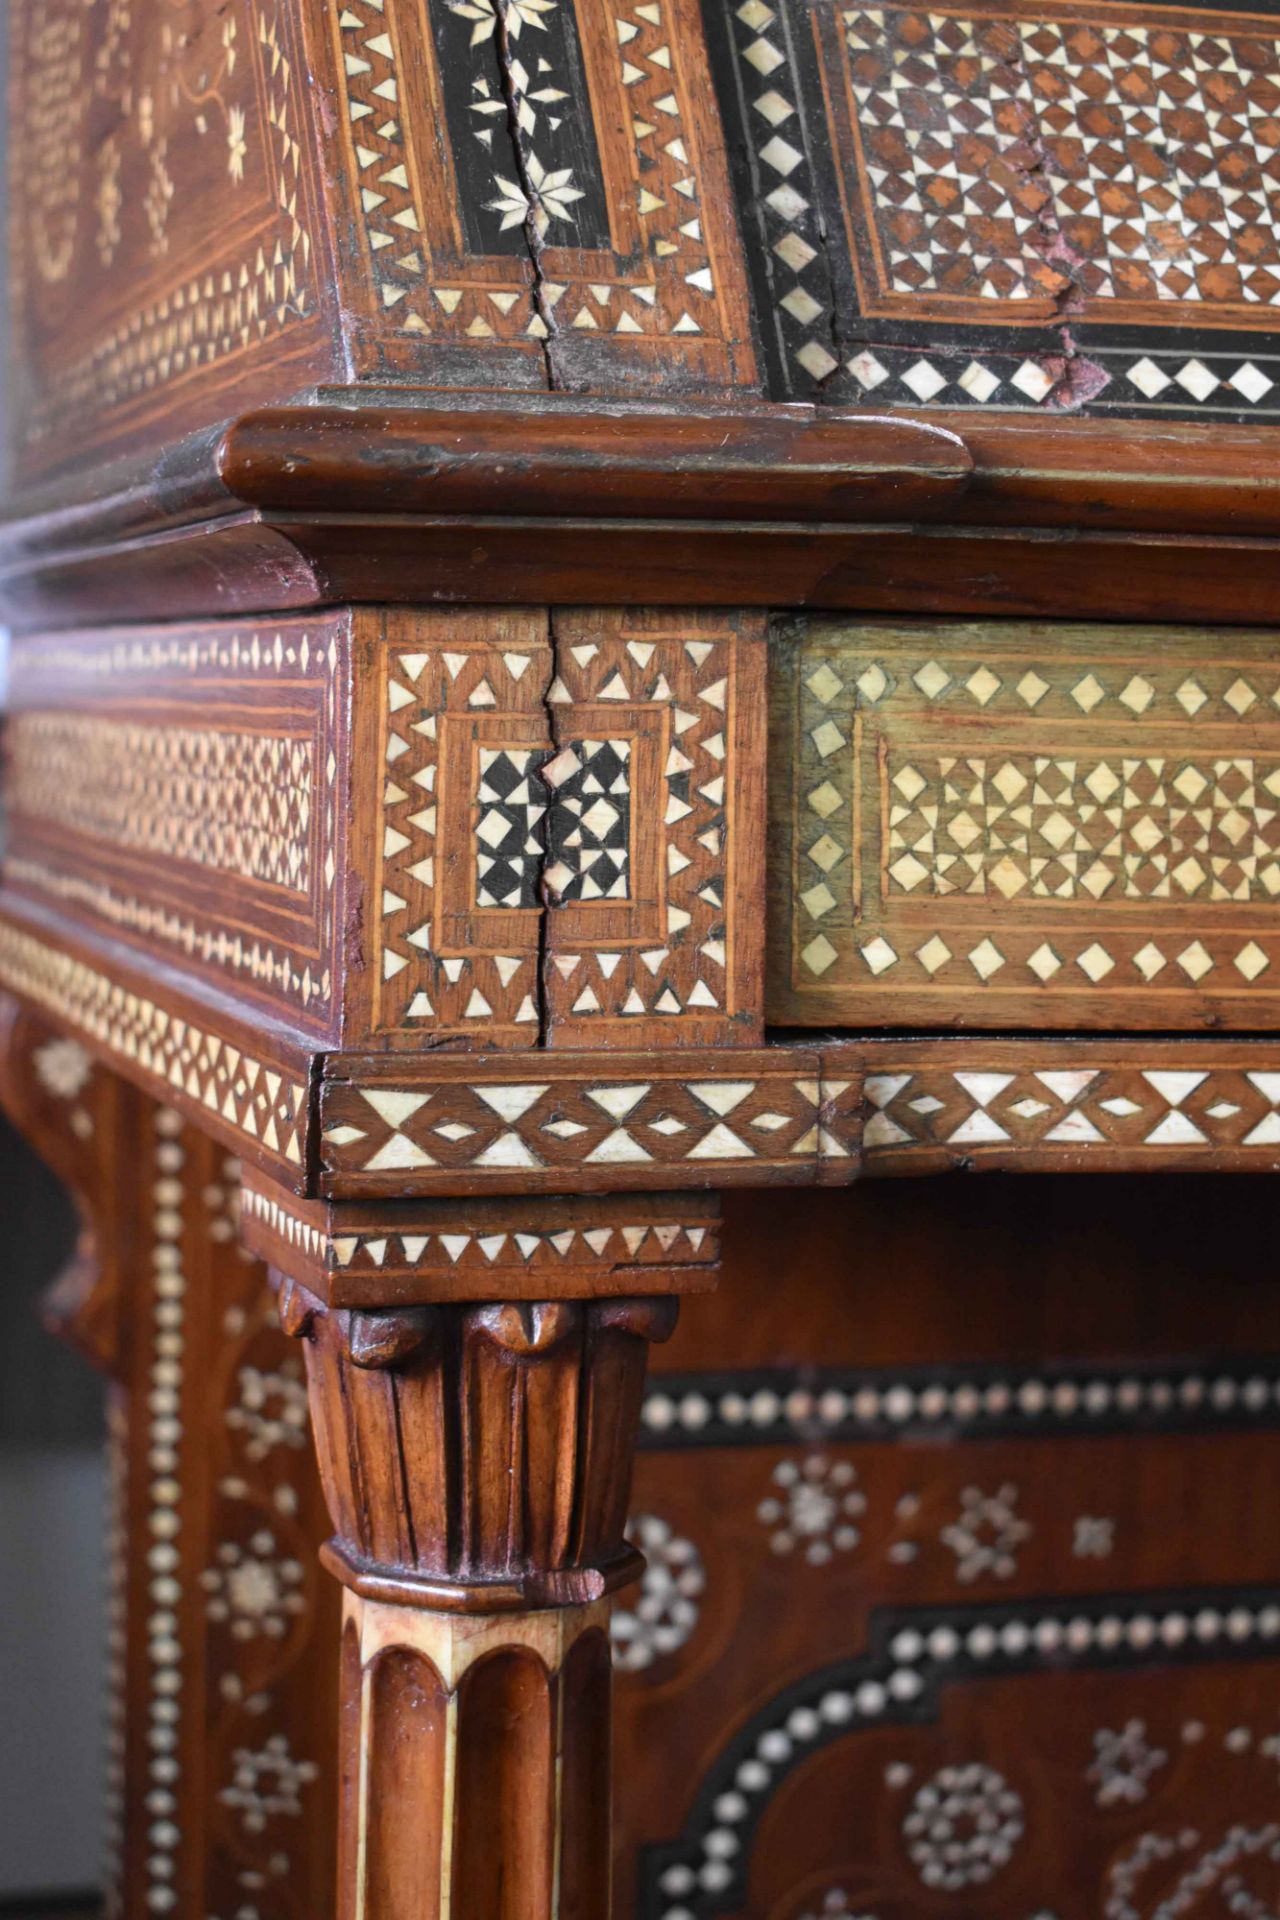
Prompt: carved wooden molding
<box><xmin>0</xmin><ymin>994</ymin><xmax>142</xmax><ymax>1371</ymax></box>
<box><xmin>240</xmin><ymin>1176</ymin><xmax>720</xmax><ymax>1306</ymax></box>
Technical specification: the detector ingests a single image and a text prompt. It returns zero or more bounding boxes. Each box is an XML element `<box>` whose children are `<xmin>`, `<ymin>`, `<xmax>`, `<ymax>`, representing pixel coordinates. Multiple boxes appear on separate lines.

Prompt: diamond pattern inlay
<box><xmin>321</xmin><ymin>1055</ymin><xmax>828</xmax><ymax>1189</ymax></box>
<box><xmin>772</xmin><ymin>620</ymin><xmax>1280</xmax><ymax>1030</ymax></box>
<box><xmin>847</xmin><ymin>1046</ymin><xmax>1280</xmax><ymax>1167</ymax></box>
<box><xmin>716</xmin><ymin>0</ymin><xmax>1280</xmax><ymax>417</ymax></box>
<box><xmin>475</xmin><ymin>748</ymin><xmax>548</xmax><ymax>909</ymax></box>
<box><xmin>886</xmin><ymin>754</ymin><xmax>1280</xmax><ymax>903</ymax></box>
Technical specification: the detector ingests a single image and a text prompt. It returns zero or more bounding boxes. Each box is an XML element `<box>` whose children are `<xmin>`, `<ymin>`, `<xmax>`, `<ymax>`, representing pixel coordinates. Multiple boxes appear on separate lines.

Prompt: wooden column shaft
<box><xmin>340</xmin><ymin>1595</ymin><xmax>612</xmax><ymax>1920</ymax></box>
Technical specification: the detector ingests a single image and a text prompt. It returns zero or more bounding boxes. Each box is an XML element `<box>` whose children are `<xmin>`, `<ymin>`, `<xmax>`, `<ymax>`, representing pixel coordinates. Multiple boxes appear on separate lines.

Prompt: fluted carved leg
<box><xmin>242</xmin><ymin>1178</ymin><xmax>719</xmax><ymax>1919</ymax></box>
<box><xmin>339</xmin><ymin>1595</ymin><xmax>611</xmax><ymax>1918</ymax></box>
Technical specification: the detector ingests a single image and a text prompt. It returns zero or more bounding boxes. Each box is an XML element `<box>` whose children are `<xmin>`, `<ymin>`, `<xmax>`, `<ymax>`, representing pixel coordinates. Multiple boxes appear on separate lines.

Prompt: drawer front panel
<box><xmin>769</xmin><ymin>619</ymin><xmax>1280</xmax><ymax>1029</ymax></box>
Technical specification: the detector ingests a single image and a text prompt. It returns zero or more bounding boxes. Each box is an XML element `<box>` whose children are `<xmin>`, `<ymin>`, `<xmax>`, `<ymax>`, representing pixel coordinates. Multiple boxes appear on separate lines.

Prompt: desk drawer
<box><xmin>769</xmin><ymin>620</ymin><xmax>1280</xmax><ymax>1030</ymax></box>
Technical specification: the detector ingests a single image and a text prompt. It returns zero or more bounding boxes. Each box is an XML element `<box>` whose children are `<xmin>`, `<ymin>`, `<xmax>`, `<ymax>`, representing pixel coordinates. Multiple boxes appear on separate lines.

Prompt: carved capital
<box><xmin>278</xmin><ymin>1277</ymin><xmax>679</xmax><ymax>1610</ymax></box>
<box><xmin>251</xmin><ymin>1176</ymin><xmax>714</xmax><ymax>1915</ymax></box>
<box><xmin>247</xmin><ymin>1175</ymin><xmax>713</xmax><ymax>1610</ymax></box>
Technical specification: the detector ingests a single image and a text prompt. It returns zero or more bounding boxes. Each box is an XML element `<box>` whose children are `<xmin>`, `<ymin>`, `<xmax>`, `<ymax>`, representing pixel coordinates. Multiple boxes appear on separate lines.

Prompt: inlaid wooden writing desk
<box><xmin>6</xmin><ymin>0</ymin><xmax>1280</xmax><ymax>1911</ymax></box>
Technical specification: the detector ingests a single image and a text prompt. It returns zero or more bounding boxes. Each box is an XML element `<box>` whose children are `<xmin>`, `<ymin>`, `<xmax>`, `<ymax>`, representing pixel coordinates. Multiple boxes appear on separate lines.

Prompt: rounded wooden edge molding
<box><xmin>320</xmin><ymin>1538</ymin><xmax>648</xmax><ymax>1613</ymax></box>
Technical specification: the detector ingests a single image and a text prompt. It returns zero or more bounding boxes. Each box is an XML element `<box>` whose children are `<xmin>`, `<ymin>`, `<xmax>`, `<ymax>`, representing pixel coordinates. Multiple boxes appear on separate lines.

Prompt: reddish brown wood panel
<box><xmin>615</xmin><ymin>1179</ymin><xmax>1280</xmax><ymax>1918</ymax></box>
<box><xmin>5</xmin><ymin>614</ymin><xmax>354</xmax><ymax>1042</ymax></box>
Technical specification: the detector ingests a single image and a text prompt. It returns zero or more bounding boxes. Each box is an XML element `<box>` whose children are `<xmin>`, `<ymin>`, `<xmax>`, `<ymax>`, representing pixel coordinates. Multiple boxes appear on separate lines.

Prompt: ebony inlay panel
<box><xmin>329</xmin><ymin>0</ymin><xmax>757</xmax><ymax>390</ymax></box>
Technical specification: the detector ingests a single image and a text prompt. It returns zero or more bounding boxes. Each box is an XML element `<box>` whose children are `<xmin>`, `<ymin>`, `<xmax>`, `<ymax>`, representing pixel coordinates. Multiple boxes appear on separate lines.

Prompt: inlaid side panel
<box><xmin>6</xmin><ymin>615</ymin><xmax>352</xmax><ymax>1041</ymax></box>
<box><xmin>0</xmin><ymin>914</ymin><xmax>312</xmax><ymax>1177</ymax></box>
<box><xmin>613</xmin><ymin>1181</ymin><xmax>1280</xmax><ymax>1919</ymax></box>
<box><xmin>9</xmin><ymin>0</ymin><xmax>330</xmax><ymax>478</ymax></box>
<box><xmin>47</xmin><ymin>1075</ymin><xmax>338</xmax><ymax>1920</ymax></box>
<box><xmin>704</xmin><ymin>0</ymin><xmax>1280</xmax><ymax>418</ymax></box>
<box><xmin>769</xmin><ymin>618</ymin><xmax>1280</xmax><ymax>1030</ymax></box>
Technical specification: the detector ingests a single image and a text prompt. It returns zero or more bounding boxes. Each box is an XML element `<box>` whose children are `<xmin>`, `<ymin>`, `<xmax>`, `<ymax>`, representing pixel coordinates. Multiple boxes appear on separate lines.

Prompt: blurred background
<box><xmin>0</xmin><ymin>0</ymin><xmax>108</xmax><ymax>1882</ymax></box>
<box><xmin>0</xmin><ymin>1114</ymin><xmax>106</xmax><ymax>1912</ymax></box>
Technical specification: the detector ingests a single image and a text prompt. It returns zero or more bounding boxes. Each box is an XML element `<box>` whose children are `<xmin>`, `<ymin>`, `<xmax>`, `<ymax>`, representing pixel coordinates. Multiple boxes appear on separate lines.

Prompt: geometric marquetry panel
<box><xmin>367</xmin><ymin>607</ymin><xmax>766</xmax><ymax>1052</ymax></box>
<box><xmin>769</xmin><ymin>620</ymin><xmax>1280</xmax><ymax>1029</ymax></box>
<box><xmin>319</xmin><ymin>1049</ymin><xmax>831</xmax><ymax>1192</ymax></box>
<box><xmin>0</xmin><ymin>923</ymin><xmax>311</xmax><ymax>1175</ymax></box>
<box><xmin>6</xmin><ymin>617</ymin><xmax>349</xmax><ymax>1041</ymax></box>
<box><xmin>545</xmin><ymin>610</ymin><xmax>766</xmax><ymax>1048</ymax></box>
<box><xmin>847</xmin><ymin>1038</ymin><xmax>1280</xmax><ymax>1170</ymax></box>
<box><xmin>706</xmin><ymin>0</ymin><xmax>1280</xmax><ymax>418</ymax></box>
<box><xmin>318</xmin><ymin>1039</ymin><xmax>1280</xmax><ymax>1186</ymax></box>
<box><xmin>366</xmin><ymin>609</ymin><xmax>552</xmax><ymax>1048</ymax></box>
<box><xmin>328</xmin><ymin>0</ymin><xmax>755</xmax><ymax>391</ymax></box>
